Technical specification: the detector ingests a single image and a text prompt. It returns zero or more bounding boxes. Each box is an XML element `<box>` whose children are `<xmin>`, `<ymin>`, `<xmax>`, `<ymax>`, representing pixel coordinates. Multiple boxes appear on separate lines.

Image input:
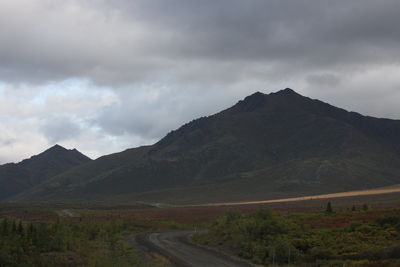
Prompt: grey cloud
<box><xmin>41</xmin><ymin>116</ymin><xmax>82</xmax><ymax>143</ymax></box>
<box><xmin>0</xmin><ymin>138</ymin><xmax>16</xmax><ymax>146</ymax></box>
<box><xmin>92</xmin><ymin>83</ymin><xmax>250</xmax><ymax>141</ymax></box>
<box><xmin>306</xmin><ymin>73</ymin><xmax>341</xmax><ymax>87</ymax></box>
<box><xmin>116</xmin><ymin>0</ymin><xmax>400</xmax><ymax>65</ymax></box>
<box><xmin>304</xmin><ymin>66</ymin><xmax>400</xmax><ymax>119</ymax></box>
<box><xmin>1</xmin><ymin>0</ymin><xmax>400</xmax><ymax>87</ymax></box>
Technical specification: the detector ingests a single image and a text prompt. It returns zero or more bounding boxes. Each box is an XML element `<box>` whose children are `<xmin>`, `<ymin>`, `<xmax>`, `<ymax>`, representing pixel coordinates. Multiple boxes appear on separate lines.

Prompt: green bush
<box><xmin>196</xmin><ymin>209</ymin><xmax>400</xmax><ymax>266</ymax></box>
<box><xmin>0</xmin><ymin>216</ymin><xmax>144</xmax><ymax>266</ymax></box>
<box><xmin>376</xmin><ymin>215</ymin><xmax>400</xmax><ymax>230</ymax></box>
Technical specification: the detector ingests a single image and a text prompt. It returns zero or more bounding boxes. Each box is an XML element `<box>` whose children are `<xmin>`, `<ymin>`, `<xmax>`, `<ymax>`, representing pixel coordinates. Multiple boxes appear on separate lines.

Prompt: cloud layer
<box><xmin>0</xmin><ymin>0</ymin><xmax>399</xmax><ymax>163</ymax></box>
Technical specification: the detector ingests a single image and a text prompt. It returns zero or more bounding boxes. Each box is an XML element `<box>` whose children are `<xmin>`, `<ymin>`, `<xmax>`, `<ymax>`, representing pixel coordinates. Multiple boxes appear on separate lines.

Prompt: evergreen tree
<box><xmin>326</xmin><ymin>202</ymin><xmax>333</xmax><ymax>213</ymax></box>
<box><xmin>1</xmin><ymin>217</ymin><xmax>9</xmax><ymax>236</ymax></box>
<box><xmin>11</xmin><ymin>219</ymin><xmax>17</xmax><ymax>234</ymax></box>
<box><xmin>18</xmin><ymin>221</ymin><xmax>24</xmax><ymax>237</ymax></box>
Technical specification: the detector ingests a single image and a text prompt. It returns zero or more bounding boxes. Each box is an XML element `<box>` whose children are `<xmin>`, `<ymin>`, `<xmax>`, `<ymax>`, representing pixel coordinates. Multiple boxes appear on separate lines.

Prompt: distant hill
<box><xmin>0</xmin><ymin>145</ymin><xmax>91</xmax><ymax>200</ymax></box>
<box><xmin>11</xmin><ymin>89</ymin><xmax>400</xmax><ymax>204</ymax></box>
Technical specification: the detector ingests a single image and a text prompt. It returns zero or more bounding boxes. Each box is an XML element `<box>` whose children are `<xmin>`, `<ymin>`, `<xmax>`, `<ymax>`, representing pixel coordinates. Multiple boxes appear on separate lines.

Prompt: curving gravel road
<box><xmin>136</xmin><ymin>230</ymin><xmax>252</xmax><ymax>267</ymax></box>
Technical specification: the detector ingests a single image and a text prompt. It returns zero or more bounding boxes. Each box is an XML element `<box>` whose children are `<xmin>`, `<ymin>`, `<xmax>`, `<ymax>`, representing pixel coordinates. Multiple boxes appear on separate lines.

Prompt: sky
<box><xmin>1</xmin><ymin>0</ymin><xmax>400</xmax><ymax>163</ymax></box>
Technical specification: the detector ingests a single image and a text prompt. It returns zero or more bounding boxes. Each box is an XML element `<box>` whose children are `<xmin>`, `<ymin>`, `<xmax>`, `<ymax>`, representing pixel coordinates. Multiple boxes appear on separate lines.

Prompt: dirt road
<box><xmin>201</xmin><ymin>185</ymin><xmax>400</xmax><ymax>207</ymax></box>
<box><xmin>58</xmin><ymin>209</ymin><xmax>80</xmax><ymax>217</ymax></box>
<box><xmin>136</xmin><ymin>231</ymin><xmax>252</xmax><ymax>267</ymax></box>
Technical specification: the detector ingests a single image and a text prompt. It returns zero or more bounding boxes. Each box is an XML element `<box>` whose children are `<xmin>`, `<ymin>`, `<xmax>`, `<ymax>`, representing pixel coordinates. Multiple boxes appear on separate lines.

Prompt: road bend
<box><xmin>136</xmin><ymin>230</ymin><xmax>252</xmax><ymax>267</ymax></box>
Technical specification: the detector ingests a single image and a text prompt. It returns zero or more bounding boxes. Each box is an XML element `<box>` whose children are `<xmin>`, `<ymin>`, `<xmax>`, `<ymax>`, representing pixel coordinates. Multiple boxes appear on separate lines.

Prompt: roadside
<box><xmin>128</xmin><ymin>233</ymin><xmax>175</xmax><ymax>267</ymax></box>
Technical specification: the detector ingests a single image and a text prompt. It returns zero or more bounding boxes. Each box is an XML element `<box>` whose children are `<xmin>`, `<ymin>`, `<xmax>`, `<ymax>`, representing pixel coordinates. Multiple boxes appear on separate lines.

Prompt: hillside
<box><xmin>0</xmin><ymin>145</ymin><xmax>91</xmax><ymax>200</ymax></box>
<box><xmin>11</xmin><ymin>89</ymin><xmax>400</xmax><ymax>204</ymax></box>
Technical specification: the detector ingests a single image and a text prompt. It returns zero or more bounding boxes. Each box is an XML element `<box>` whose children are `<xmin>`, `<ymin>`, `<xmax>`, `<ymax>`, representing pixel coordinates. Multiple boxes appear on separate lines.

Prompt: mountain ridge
<box><xmin>8</xmin><ymin>89</ymin><xmax>400</xmax><ymax>204</ymax></box>
<box><xmin>0</xmin><ymin>144</ymin><xmax>91</xmax><ymax>200</ymax></box>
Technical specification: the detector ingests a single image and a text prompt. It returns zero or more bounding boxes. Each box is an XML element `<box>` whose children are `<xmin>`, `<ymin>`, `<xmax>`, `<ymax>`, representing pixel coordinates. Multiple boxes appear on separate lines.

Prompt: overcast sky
<box><xmin>1</xmin><ymin>0</ymin><xmax>400</xmax><ymax>163</ymax></box>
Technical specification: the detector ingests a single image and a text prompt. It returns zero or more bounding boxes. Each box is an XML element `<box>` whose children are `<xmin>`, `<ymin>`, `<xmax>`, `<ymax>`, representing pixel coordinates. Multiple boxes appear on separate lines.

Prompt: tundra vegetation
<box><xmin>0</xmin><ymin>208</ymin><xmax>187</xmax><ymax>267</ymax></box>
<box><xmin>193</xmin><ymin>207</ymin><xmax>400</xmax><ymax>266</ymax></box>
<box><xmin>0</xmin><ymin>203</ymin><xmax>399</xmax><ymax>266</ymax></box>
<box><xmin>0</xmin><ymin>216</ymin><xmax>147</xmax><ymax>266</ymax></box>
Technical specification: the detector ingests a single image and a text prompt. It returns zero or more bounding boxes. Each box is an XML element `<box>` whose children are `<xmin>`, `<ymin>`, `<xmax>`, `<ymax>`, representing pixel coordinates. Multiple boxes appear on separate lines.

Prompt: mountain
<box><xmin>11</xmin><ymin>89</ymin><xmax>400</xmax><ymax>204</ymax></box>
<box><xmin>0</xmin><ymin>145</ymin><xmax>91</xmax><ymax>200</ymax></box>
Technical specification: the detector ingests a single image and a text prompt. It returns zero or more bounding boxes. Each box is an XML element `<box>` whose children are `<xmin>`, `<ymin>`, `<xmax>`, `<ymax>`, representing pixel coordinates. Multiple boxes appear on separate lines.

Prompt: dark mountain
<box><xmin>0</xmin><ymin>145</ymin><xmax>91</xmax><ymax>200</ymax></box>
<box><xmin>12</xmin><ymin>89</ymin><xmax>400</xmax><ymax>204</ymax></box>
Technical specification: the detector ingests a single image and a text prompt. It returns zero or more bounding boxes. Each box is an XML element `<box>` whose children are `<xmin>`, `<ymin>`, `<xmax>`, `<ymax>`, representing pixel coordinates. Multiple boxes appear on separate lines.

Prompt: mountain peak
<box><xmin>231</xmin><ymin>88</ymin><xmax>302</xmax><ymax>113</ymax></box>
<box><xmin>0</xmin><ymin>144</ymin><xmax>91</xmax><ymax>201</ymax></box>
<box><xmin>249</xmin><ymin>91</ymin><xmax>265</xmax><ymax>97</ymax></box>
<box><xmin>42</xmin><ymin>144</ymin><xmax>70</xmax><ymax>155</ymax></box>
<box><xmin>48</xmin><ymin>144</ymin><xmax>67</xmax><ymax>151</ymax></box>
<box><xmin>241</xmin><ymin>91</ymin><xmax>266</xmax><ymax>102</ymax></box>
<box><xmin>37</xmin><ymin>145</ymin><xmax>91</xmax><ymax>162</ymax></box>
<box><xmin>243</xmin><ymin>88</ymin><xmax>299</xmax><ymax>101</ymax></box>
<box><xmin>232</xmin><ymin>91</ymin><xmax>267</xmax><ymax>112</ymax></box>
<box><xmin>275</xmin><ymin>88</ymin><xmax>299</xmax><ymax>96</ymax></box>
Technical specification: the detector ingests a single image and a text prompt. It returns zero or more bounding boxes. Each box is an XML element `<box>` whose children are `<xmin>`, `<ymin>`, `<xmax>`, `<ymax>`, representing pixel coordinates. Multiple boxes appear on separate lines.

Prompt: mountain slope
<box><xmin>13</xmin><ymin>89</ymin><xmax>400</xmax><ymax>204</ymax></box>
<box><xmin>0</xmin><ymin>145</ymin><xmax>91</xmax><ymax>200</ymax></box>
